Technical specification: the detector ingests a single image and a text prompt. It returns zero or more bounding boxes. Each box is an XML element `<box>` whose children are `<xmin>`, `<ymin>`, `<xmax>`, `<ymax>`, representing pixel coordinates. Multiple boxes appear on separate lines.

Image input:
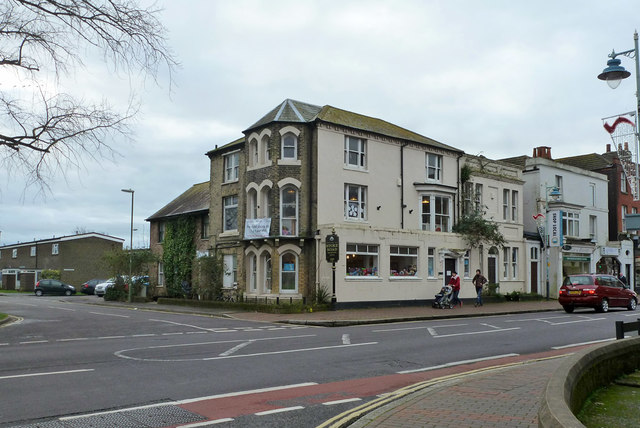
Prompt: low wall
<box><xmin>538</xmin><ymin>336</ymin><xmax>640</xmax><ymax>427</ymax></box>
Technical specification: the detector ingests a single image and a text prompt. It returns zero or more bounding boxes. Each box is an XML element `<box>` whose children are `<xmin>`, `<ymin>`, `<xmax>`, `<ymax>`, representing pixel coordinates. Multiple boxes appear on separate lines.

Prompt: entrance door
<box><xmin>530</xmin><ymin>262</ymin><xmax>538</xmax><ymax>294</ymax></box>
<box><xmin>444</xmin><ymin>258</ymin><xmax>456</xmax><ymax>285</ymax></box>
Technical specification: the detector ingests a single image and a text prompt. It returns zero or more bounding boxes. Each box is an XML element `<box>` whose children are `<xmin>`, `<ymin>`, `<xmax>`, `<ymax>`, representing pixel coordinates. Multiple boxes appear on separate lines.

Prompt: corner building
<box><xmin>207</xmin><ymin>100</ymin><xmax>526</xmax><ymax>307</ymax></box>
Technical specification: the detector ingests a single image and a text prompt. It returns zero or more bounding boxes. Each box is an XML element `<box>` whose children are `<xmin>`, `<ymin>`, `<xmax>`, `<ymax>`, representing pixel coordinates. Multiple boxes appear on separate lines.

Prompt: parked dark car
<box><xmin>80</xmin><ymin>278</ymin><xmax>107</xmax><ymax>295</ymax></box>
<box><xmin>34</xmin><ymin>279</ymin><xmax>76</xmax><ymax>296</ymax></box>
<box><xmin>558</xmin><ymin>274</ymin><xmax>637</xmax><ymax>313</ymax></box>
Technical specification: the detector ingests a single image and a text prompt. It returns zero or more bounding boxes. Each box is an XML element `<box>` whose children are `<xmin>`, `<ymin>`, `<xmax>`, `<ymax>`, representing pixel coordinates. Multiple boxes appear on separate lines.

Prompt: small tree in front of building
<box><xmin>101</xmin><ymin>248</ymin><xmax>156</xmax><ymax>300</ymax></box>
<box><xmin>41</xmin><ymin>269</ymin><xmax>61</xmax><ymax>280</ymax></box>
<box><xmin>192</xmin><ymin>253</ymin><xmax>225</xmax><ymax>300</ymax></box>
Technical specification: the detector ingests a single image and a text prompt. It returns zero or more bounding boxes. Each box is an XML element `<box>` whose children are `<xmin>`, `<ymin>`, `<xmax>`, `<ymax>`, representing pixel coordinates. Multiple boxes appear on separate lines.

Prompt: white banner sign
<box><xmin>244</xmin><ymin>218</ymin><xmax>272</xmax><ymax>239</ymax></box>
<box><xmin>547</xmin><ymin>210</ymin><xmax>562</xmax><ymax>247</ymax></box>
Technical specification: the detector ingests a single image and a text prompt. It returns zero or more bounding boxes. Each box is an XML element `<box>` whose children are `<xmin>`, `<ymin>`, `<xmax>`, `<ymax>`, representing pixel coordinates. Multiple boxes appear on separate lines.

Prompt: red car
<box><xmin>559</xmin><ymin>274</ymin><xmax>637</xmax><ymax>313</ymax></box>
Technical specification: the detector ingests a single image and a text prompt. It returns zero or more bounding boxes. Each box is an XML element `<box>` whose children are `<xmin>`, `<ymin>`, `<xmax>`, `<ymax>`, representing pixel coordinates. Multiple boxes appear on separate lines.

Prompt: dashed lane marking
<box><xmin>0</xmin><ymin>369</ymin><xmax>94</xmax><ymax>380</ymax></box>
<box><xmin>89</xmin><ymin>311</ymin><xmax>129</xmax><ymax>318</ymax></box>
<box><xmin>323</xmin><ymin>398</ymin><xmax>362</xmax><ymax>406</ymax></box>
<box><xmin>255</xmin><ymin>406</ymin><xmax>305</xmax><ymax>416</ymax></box>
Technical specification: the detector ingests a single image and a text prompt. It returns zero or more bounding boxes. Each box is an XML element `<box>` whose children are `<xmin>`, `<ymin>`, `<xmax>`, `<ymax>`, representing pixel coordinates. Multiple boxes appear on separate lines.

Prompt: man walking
<box><xmin>472</xmin><ymin>269</ymin><xmax>487</xmax><ymax>307</ymax></box>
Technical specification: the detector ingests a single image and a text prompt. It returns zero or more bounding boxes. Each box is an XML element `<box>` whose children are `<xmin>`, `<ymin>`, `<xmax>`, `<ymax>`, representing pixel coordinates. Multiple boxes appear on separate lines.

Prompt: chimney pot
<box><xmin>606</xmin><ymin>143</ymin><xmax>611</xmax><ymax>152</ymax></box>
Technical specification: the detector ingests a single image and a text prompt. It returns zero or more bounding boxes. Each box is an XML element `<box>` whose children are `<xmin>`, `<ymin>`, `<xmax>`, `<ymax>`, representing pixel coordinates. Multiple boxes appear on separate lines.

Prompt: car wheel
<box><xmin>597</xmin><ymin>298</ymin><xmax>609</xmax><ymax>313</ymax></box>
<box><xmin>628</xmin><ymin>298</ymin><xmax>637</xmax><ymax>311</ymax></box>
<box><xmin>35</xmin><ymin>289</ymin><xmax>43</xmax><ymax>296</ymax></box>
<box><xmin>65</xmin><ymin>290</ymin><xmax>72</xmax><ymax>296</ymax></box>
<box><xmin>563</xmin><ymin>305</ymin><xmax>575</xmax><ymax>313</ymax></box>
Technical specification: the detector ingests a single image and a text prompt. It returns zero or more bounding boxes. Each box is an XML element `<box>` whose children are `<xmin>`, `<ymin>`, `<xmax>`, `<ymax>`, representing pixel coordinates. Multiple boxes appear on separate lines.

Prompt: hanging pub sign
<box><xmin>548</xmin><ymin>210</ymin><xmax>563</xmax><ymax>247</ymax></box>
<box><xmin>325</xmin><ymin>232</ymin><xmax>339</xmax><ymax>263</ymax></box>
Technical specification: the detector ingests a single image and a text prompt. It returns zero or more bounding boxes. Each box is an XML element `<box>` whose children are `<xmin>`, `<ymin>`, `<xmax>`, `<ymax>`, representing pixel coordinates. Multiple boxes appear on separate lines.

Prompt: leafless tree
<box><xmin>0</xmin><ymin>0</ymin><xmax>177</xmax><ymax>191</ymax></box>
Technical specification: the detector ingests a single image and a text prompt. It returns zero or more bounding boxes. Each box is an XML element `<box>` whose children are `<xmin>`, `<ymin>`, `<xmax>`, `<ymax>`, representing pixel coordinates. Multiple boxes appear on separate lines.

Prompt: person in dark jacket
<box><xmin>472</xmin><ymin>269</ymin><xmax>487</xmax><ymax>307</ymax></box>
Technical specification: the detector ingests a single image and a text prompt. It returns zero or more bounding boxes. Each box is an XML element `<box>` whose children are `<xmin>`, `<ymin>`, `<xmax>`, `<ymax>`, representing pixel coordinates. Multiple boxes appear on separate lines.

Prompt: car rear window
<box><xmin>564</xmin><ymin>276</ymin><xmax>593</xmax><ymax>286</ymax></box>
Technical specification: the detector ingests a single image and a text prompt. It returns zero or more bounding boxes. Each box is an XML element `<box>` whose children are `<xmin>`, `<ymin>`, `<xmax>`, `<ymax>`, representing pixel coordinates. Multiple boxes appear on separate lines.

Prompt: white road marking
<box><xmin>323</xmin><ymin>398</ymin><xmax>362</xmax><ymax>405</ymax></box>
<box><xmin>89</xmin><ymin>312</ymin><xmax>129</xmax><ymax>318</ymax></box>
<box><xmin>551</xmin><ymin>338</ymin><xmax>615</xmax><ymax>349</ymax></box>
<box><xmin>255</xmin><ymin>406</ymin><xmax>305</xmax><ymax>416</ymax></box>
<box><xmin>342</xmin><ymin>334</ymin><xmax>351</xmax><ymax>344</ymax></box>
<box><xmin>97</xmin><ymin>336</ymin><xmax>126</xmax><ymax>340</ymax></box>
<box><xmin>132</xmin><ymin>334</ymin><xmax>156</xmax><ymax>337</ymax></box>
<box><xmin>202</xmin><ymin>342</ymin><xmax>377</xmax><ymax>361</ymax></box>
<box><xmin>397</xmin><ymin>353</ymin><xmax>520</xmax><ymax>374</ymax></box>
<box><xmin>373</xmin><ymin>323</ymin><xmax>467</xmax><ymax>333</ymax></box>
<box><xmin>0</xmin><ymin>369</ymin><xmax>94</xmax><ymax>380</ymax></box>
<box><xmin>480</xmin><ymin>323</ymin><xmax>500</xmax><ymax>329</ymax></box>
<box><xmin>57</xmin><ymin>338</ymin><xmax>89</xmax><ymax>342</ymax></box>
<box><xmin>162</xmin><ymin>332</ymin><xmax>184</xmax><ymax>336</ymax></box>
<box><xmin>150</xmin><ymin>319</ymin><xmax>213</xmax><ymax>331</ymax></box>
<box><xmin>0</xmin><ymin>343</ymin><xmax>8</xmax><ymax>346</ymax></box>
<box><xmin>219</xmin><ymin>341</ymin><xmax>252</xmax><ymax>356</ymax></box>
<box><xmin>19</xmin><ymin>340</ymin><xmax>48</xmax><ymax>344</ymax></box>
<box><xmin>432</xmin><ymin>327</ymin><xmax>521</xmax><ymax>338</ymax></box>
<box><xmin>177</xmin><ymin>419</ymin><xmax>234</xmax><ymax>427</ymax></box>
<box><xmin>62</xmin><ymin>382</ymin><xmax>318</xmax><ymax>423</ymax></box>
<box><xmin>48</xmin><ymin>306</ymin><xmax>75</xmax><ymax>311</ymax></box>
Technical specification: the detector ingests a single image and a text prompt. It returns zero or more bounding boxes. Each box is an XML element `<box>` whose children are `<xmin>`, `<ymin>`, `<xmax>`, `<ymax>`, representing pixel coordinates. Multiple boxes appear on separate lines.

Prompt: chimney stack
<box><xmin>606</xmin><ymin>143</ymin><xmax>611</xmax><ymax>152</ymax></box>
<box><xmin>533</xmin><ymin>146</ymin><xmax>552</xmax><ymax>159</ymax></box>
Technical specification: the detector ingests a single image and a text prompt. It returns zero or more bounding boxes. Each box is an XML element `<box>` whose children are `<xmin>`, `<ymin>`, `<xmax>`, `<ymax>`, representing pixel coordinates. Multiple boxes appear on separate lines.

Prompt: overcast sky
<box><xmin>1</xmin><ymin>0</ymin><xmax>639</xmax><ymax>248</ymax></box>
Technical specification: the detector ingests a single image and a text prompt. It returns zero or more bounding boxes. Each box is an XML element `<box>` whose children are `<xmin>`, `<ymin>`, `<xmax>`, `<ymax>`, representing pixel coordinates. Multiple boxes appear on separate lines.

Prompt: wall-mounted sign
<box><xmin>326</xmin><ymin>233</ymin><xmax>339</xmax><ymax>263</ymax></box>
<box><xmin>547</xmin><ymin>210</ymin><xmax>562</xmax><ymax>247</ymax></box>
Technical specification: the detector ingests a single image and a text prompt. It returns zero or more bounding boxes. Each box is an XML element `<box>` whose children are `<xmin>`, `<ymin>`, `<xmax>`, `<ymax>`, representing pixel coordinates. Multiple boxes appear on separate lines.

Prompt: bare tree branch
<box><xmin>0</xmin><ymin>0</ymin><xmax>178</xmax><ymax>192</ymax></box>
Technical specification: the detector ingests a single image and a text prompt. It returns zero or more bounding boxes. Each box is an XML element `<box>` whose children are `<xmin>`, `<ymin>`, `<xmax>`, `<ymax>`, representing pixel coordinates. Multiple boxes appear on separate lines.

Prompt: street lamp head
<box><xmin>548</xmin><ymin>186</ymin><xmax>562</xmax><ymax>201</ymax></box>
<box><xmin>598</xmin><ymin>57</ymin><xmax>631</xmax><ymax>89</ymax></box>
<box><xmin>121</xmin><ymin>188</ymin><xmax>134</xmax><ymax>194</ymax></box>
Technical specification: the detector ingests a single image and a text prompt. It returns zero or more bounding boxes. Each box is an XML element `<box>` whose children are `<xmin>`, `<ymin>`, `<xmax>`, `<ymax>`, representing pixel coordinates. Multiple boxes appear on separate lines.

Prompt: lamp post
<box><xmin>543</xmin><ymin>186</ymin><xmax>562</xmax><ymax>300</ymax></box>
<box><xmin>121</xmin><ymin>188</ymin><xmax>134</xmax><ymax>303</ymax></box>
<box><xmin>598</xmin><ymin>31</ymin><xmax>640</xmax><ymax>193</ymax></box>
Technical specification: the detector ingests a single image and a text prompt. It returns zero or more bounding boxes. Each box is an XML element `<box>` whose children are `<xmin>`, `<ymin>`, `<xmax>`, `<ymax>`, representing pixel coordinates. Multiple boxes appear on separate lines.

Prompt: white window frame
<box><xmin>345</xmin><ymin>184</ymin><xmax>367</xmax><ymax>221</ymax></box>
<box><xmin>223</xmin><ymin>152</ymin><xmax>239</xmax><ymax>183</ymax></box>
<box><xmin>562</xmin><ymin>211</ymin><xmax>580</xmax><ymax>237</ymax></box>
<box><xmin>201</xmin><ymin>214</ymin><xmax>209</xmax><ymax>239</ymax></box>
<box><xmin>280</xmin><ymin>185</ymin><xmax>298</xmax><ymax>236</ymax></box>
<box><xmin>346</xmin><ymin>243</ymin><xmax>379</xmax><ymax>277</ymax></box>
<box><xmin>389</xmin><ymin>246</ymin><xmax>418</xmax><ymax>277</ymax></box>
<box><xmin>622</xmin><ymin>206</ymin><xmax>628</xmax><ymax>231</ymax></box>
<box><xmin>590</xmin><ymin>183</ymin><xmax>596</xmax><ymax>206</ymax></box>
<box><xmin>52</xmin><ymin>243</ymin><xmax>59</xmax><ymax>255</ymax></box>
<box><xmin>502</xmin><ymin>247</ymin><xmax>509</xmax><ymax>280</ymax></box>
<box><xmin>511</xmin><ymin>247</ymin><xmax>518</xmax><ymax>280</ymax></box>
<box><xmin>249</xmin><ymin>254</ymin><xmax>257</xmax><ymax>292</ymax></box>
<box><xmin>30</xmin><ymin>246</ymin><xmax>36</xmax><ymax>257</ymax></box>
<box><xmin>262</xmin><ymin>253</ymin><xmax>272</xmax><ymax>293</ymax></box>
<box><xmin>427</xmin><ymin>247</ymin><xmax>436</xmax><ymax>278</ymax></box>
<box><xmin>247</xmin><ymin>189</ymin><xmax>258</xmax><ymax>220</ymax></box>
<box><xmin>421</xmin><ymin>194</ymin><xmax>451</xmax><ymax>232</ymax></box>
<box><xmin>158</xmin><ymin>262</ymin><xmax>164</xmax><ymax>286</ymax></box>
<box><xmin>223</xmin><ymin>195</ymin><xmax>238</xmax><ymax>232</ymax></box>
<box><xmin>589</xmin><ymin>215</ymin><xmax>597</xmax><ymax>240</ymax></box>
<box><xmin>503</xmin><ymin>189</ymin><xmax>510</xmax><ymax>220</ymax></box>
<box><xmin>463</xmin><ymin>250</ymin><xmax>470</xmax><ymax>278</ymax></box>
<box><xmin>223</xmin><ymin>254</ymin><xmax>237</xmax><ymax>288</ymax></box>
<box><xmin>158</xmin><ymin>222</ymin><xmax>165</xmax><ymax>243</ymax></box>
<box><xmin>425</xmin><ymin>153</ymin><xmax>442</xmax><ymax>182</ymax></box>
<box><xmin>262</xmin><ymin>135</ymin><xmax>271</xmax><ymax>164</ymax></box>
<box><xmin>281</xmin><ymin>133</ymin><xmax>298</xmax><ymax>160</ymax></box>
<box><xmin>511</xmin><ymin>190</ymin><xmax>518</xmax><ymax>221</ymax></box>
<box><xmin>249</xmin><ymin>139</ymin><xmax>258</xmax><ymax>168</ymax></box>
<box><xmin>12</xmin><ymin>248</ymin><xmax>17</xmax><ymax>258</ymax></box>
<box><xmin>280</xmin><ymin>251</ymin><xmax>298</xmax><ymax>292</ymax></box>
<box><xmin>344</xmin><ymin>136</ymin><xmax>367</xmax><ymax>169</ymax></box>
<box><xmin>621</xmin><ymin>172</ymin><xmax>628</xmax><ymax>193</ymax></box>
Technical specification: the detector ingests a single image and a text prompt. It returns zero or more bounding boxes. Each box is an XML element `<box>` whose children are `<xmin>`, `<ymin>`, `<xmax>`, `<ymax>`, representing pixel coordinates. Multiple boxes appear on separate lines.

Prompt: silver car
<box><xmin>94</xmin><ymin>279</ymin><xmax>115</xmax><ymax>297</ymax></box>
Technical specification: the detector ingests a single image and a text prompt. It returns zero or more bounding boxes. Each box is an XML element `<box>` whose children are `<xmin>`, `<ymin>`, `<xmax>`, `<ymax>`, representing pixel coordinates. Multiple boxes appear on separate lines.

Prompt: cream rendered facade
<box><xmin>208</xmin><ymin>100</ymin><xmax>528</xmax><ymax>307</ymax></box>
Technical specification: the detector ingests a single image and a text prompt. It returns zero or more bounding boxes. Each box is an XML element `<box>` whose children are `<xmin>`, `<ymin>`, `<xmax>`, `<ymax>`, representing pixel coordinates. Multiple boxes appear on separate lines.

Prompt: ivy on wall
<box><xmin>162</xmin><ymin>217</ymin><xmax>196</xmax><ymax>297</ymax></box>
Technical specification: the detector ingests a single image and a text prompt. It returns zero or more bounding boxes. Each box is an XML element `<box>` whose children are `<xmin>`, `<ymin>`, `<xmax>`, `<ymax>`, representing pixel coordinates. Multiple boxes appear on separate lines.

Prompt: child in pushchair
<box><xmin>432</xmin><ymin>284</ymin><xmax>454</xmax><ymax>309</ymax></box>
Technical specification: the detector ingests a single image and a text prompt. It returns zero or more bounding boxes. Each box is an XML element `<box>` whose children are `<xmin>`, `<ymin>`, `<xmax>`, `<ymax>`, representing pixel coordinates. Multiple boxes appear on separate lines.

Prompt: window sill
<box><xmin>222</xmin><ymin>179</ymin><xmax>239</xmax><ymax>185</ymax></box>
<box><xmin>389</xmin><ymin>276</ymin><xmax>422</xmax><ymax>281</ymax></box>
<box><xmin>344</xmin><ymin>165</ymin><xmax>368</xmax><ymax>172</ymax></box>
<box><xmin>345</xmin><ymin>276</ymin><xmax>381</xmax><ymax>280</ymax></box>
<box><xmin>277</xmin><ymin>159</ymin><xmax>301</xmax><ymax>166</ymax></box>
<box><xmin>219</xmin><ymin>230</ymin><xmax>239</xmax><ymax>238</ymax></box>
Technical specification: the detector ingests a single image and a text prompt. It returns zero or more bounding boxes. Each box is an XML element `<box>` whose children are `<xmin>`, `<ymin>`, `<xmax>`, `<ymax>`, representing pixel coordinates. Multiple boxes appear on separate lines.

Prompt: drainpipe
<box><xmin>401</xmin><ymin>143</ymin><xmax>408</xmax><ymax>229</ymax></box>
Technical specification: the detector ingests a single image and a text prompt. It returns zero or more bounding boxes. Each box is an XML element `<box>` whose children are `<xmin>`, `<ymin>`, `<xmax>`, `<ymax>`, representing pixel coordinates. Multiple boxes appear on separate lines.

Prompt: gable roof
<box><xmin>556</xmin><ymin>153</ymin><xmax>613</xmax><ymax>171</ymax></box>
<box><xmin>245</xmin><ymin>99</ymin><xmax>461</xmax><ymax>153</ymax></box>
<box><xmin>146</xmin><ymin>181</ymin><xmax>210</xmax><ymax>221</ymax></box>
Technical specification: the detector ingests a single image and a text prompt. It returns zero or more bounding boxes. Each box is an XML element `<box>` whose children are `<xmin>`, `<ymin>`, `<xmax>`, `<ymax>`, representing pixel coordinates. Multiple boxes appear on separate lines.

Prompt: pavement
<box><xmin>1</xmin><ymin>295</ymin><xmax>572</xmax><ymax>427</ymax></box>
<box><xmin>90</xmin><ymin>296</ymin><xmax>567</xmax><ymax>427</ymax></box>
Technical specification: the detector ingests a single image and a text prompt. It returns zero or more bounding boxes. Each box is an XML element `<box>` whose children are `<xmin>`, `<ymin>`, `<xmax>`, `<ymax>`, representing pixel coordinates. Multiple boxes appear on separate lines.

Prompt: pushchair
<box><xmin>432</xmin><ymin>284</ymin><xmax>454</xmax><ymax>309</ymax></box>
